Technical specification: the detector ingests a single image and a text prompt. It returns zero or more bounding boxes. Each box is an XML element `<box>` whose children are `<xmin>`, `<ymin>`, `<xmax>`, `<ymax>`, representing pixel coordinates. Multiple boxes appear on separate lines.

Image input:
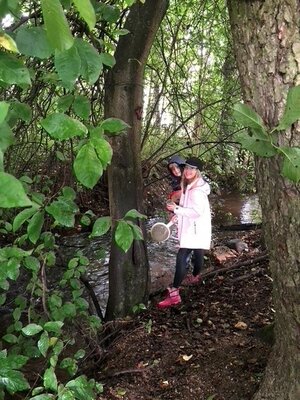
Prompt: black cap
<box><xmin>185</xmin><ymin>157</ymin><xmax>203</xmax><ymax>170</ymax></box>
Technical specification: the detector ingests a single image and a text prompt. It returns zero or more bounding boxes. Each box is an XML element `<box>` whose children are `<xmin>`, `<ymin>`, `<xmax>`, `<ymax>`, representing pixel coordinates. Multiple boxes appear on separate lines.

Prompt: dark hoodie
<box><xmin>167</xmin><ymin>155</ymin><xmax>186</xmax><ymax>191</ymax></box>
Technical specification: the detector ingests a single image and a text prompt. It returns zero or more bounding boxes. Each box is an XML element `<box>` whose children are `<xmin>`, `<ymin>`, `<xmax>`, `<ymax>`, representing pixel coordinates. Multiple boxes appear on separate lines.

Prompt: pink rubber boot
<box><xmin>157</xmin><ymin>288</ymin><xmax>181</xmax><ymax>309</ymax></box>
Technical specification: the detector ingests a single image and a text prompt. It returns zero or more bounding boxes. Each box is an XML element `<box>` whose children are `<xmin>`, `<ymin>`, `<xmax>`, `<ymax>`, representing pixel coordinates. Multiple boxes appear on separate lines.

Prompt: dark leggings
<box><xmin>173</xmin><ymin>248</ymin><xmax>204</xmax><ymax>288</ymax></box>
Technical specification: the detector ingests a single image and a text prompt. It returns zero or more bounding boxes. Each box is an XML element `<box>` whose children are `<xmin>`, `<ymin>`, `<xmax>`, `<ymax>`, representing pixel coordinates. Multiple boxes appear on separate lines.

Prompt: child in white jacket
<box><xmin>157</xmin><ymin>157</ymin><xmax>212</xmax><ymax>309</ymax></box>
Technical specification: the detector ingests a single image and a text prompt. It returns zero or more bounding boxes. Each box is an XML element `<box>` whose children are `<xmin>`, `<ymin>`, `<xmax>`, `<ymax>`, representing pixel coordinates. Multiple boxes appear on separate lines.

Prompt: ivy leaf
<box><xmin>115</xmin><ymin>221</ymin><xmax>134</xmax><ymax>253</ymax></box>
<box><xmin>100</xmin><ymin>118</ymin><xmax>130</xmax><ymax>135</ymax></box>
<box><xmin>0</xmin><ymin>172</ymin><xmax>32</xmax><ymax>208</ymax></box>
<box><xmin>15</xmin><ymin>26</ymin><xmax>52</xmax><ymax>59</ymax></box>
<box><xmin>235</xmin><ymin>130</ymin><xmax>277</xmax><ymax>157</ymax></box>
<box><xmin>276</xmin><ymin>86</ymin><xmax>300</xmax><ymax>131</ymax></box>
<box><xmin>74</xmin><ymin>142</ymin><xmax>103</xmax><ymax>188</ymax></box>
<box><xmin>73</xmin><ymin>0</ymin><xmax>96</xmax><ymax>31</ymax></box>
<box><xmin>281</xmin><ymin>147</ymin><xmax>300</xmax><ymax>183</ymax></box>
<box><xmin>233</xmin><ymin>102</ymin><xmax>267</xmax><ymax>135</ymax></box>
<box><xmin>41</xmin><ymin>0</ymin><xmax>74</xmax><ymax>51</ymax></box>
<box><xmin>41</xmin><ymin>113</ymin><xmax>87</xmax><ymax>140</ymax></box>
<box><xmin>90</xmin><ymin>216</ymin><xmax>111</xmax><ymax>237</ymax></box>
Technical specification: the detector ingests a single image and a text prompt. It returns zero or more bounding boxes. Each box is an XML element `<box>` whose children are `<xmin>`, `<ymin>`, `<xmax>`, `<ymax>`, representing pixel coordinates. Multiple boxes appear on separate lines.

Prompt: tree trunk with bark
<box><xmin>227</xmin><ymin>1</ymin><xmax>300</xmax><ymax>399</ymax></box>
<box><xmin>104</xmin><ymin>0</ymin><xmax>168</xmax><ymax>320</ymax></box>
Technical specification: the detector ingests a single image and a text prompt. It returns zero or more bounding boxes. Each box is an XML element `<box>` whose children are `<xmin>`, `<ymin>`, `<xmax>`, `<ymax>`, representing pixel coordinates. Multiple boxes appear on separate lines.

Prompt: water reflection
<box><xmin>211</xmin><ymin>192</ymin><xmax>261</xmax><ymax>226</ymax></box>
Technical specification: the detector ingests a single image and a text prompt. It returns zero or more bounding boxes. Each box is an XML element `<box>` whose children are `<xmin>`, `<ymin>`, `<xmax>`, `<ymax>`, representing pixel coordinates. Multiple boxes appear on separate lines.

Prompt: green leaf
<box><xmin>13</xmin><ymin>206</ymin><xmax>40</xmax><ymax>232</ymax></box>
<box><xmin>73</xmin><ymin>142</ymin><xmax>103</xmax><ymax>188</ymax></box>
<box><xmin>235</xmin><ymin>130</ymin><xmax>277</xmax><ymax>157</ymax></box>
<box><xmin>73</xmin><ymin>95</ymin><xmax>90</xmax><ymax>120</ymax></box>
<box><xmin>0</xmin><ymin>370</ymin><xmax>29</xmax><ymax>393</ymax></box>
<box><xmin>30</xmin><ymin>394</ymin><xmax>54</xmax><ymax>400</ymax></box>
<box><xmin>27</xmin><ymin>211</ymin><xmax>44</xmax><ymax>244</ymax></box>
<box><xmin>22</xmin><ymin>323</ymin><xmax>43</xmax><ymax>336</ymax></box>
<box><xmin>0</xmin><ymin>52</ymin><xmax>31</xmax><ymax>87</ymax></box>
<box><xmin>281</xmin><ymin>147</ymin><xmax>300</xmax><ymax>183</ymax></box>
<box><xmin>0</xmin><ymin>101</ymin><xmax>9</xmax><ymax>124</ymax></box>
<box><xmin>15</xmin><ymin>26</ymin><xmax>52</xmax><ymax>59</ymax></box>
<box><xmin>100</xmin><ymin>118</ymin><xmax>130</xmax><ymax>135</ymax></box>
<box><xmin>127</xmin><ymin>221</ymin><xmax>143</xmax><ymax>240</ymax></box>
<box><xmin>276</xmin><ymin>86</ymin><xmax>300</xmax><ymax>131</ymax></box>
<box><xmin>54</xmin><ymin>45</ymin><xmax>81</xmax><ymax>88</ymax></box>
<box><xmin>62</xmin><ymin>186</ymin><xmax>76</xmax><ymax>200</ymax></box>
<box><xmin>115</xmin><ymin>221</ymin><xmax>134</xmax><ymax>252</ymax></box>
<box><xmin>99</xmin><ymin>52</ymin><xmax>115</xmax><ymax>68</ymax></box>
<box><xmin>57</xmin><ymin>94</ymin><xmax>74</xmax><ymax>112</ymax></box>
<box><xmin>0</xmin><ymin>172</ymin><xmax>32</xmax><ymax>208</ymax></box>
<box><xmin>41</xmin><ymin>0</ymin><xmax>74</xmax><ymax>51</ymax></box>
<box><xmin>41</xmin><ymin>113</ymin><xmax>88</xmax><ymax>140</ymax></box>
<box><xmin>0</xmin><ymin>122</ymin><xmax>14</xmax><ymax>152</ymax></box>
<box><xmin>73</xmin><ymin>0</ymin><xmax>96</xmax><ymax>31</ymax></box>
<box><xmin>90</xmin><ymin>216</ymin><xmax>111</xmax><ymax>237</ymax></box>
<box><xmin>97</xmin><ymin>3</ymin><xmax>120</xmax><ymax>23</ymax></box>
<box><xmin>44</xmin><ymin>321</ymin><xmax>63</xmax><ymax>334</ymax></box>
<box><xmin>46</xmin><ymin>198</ymin><xmax>78</xmax><ymax>227</ymax></box>
<box><xmin>74</xmin><ymin>38</ymin><xmax>103</xmax><ymax>84</ymax></box>
<box><xmin>43</xmin><ymin>367</ymin><xmax>57</xmax><ymax>392</ymax></box>
<box><xmin>90</xmin><ymin>136</ymin><xmax>112</xmax><ymax>168</ymax></box>
<box><xmin>24</xmin><ymin>256</ymin><xmax>40</xmax><ymax>272</ymax></box>
<box><xmin>2</xmin><ymin>334</ymin><xmax>18</xmax><ymax>344</ymax></box>
<box><xmin>233</xmin><ymin>102</ymin><xmax>267</xmax><ymax>134</ymax></box>
<box><xmin>6</xmin><ymin>258</ymin><xmax>20</xmax><ymax>280</ymax></box>
<box><xmin>124</xmin><ymin>209</ymin><xmax>147</xmax><ymax>220</ymax></box>
<box><xmin>7</xmin><ymin>101</ymin><xmax>32</xmax><ymax>125</ymax></box>
<box><xmin>38</xmin><ymin>331</ymin><xmax>49</xmax><ymax>357</ymax></box>
<box><xmin>0</xmin><ymin>31</ymin><xmax>19</xmax><ymax>53</ymax></box>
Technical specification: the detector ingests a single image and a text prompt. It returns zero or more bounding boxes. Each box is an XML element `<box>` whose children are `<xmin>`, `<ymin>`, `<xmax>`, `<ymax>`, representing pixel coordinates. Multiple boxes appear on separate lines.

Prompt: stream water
<box><xmin>59</xmin><ymin>193</ymin><xmax>262</xmax><ymax>314</ymax></box>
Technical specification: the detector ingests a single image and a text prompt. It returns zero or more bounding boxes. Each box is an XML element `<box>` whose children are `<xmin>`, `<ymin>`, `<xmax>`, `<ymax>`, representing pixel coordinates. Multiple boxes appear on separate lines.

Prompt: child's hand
<box><xmin>166</xmin><ymin>200</ymin><xmax>176</xmax><ymax>212</ymax></box>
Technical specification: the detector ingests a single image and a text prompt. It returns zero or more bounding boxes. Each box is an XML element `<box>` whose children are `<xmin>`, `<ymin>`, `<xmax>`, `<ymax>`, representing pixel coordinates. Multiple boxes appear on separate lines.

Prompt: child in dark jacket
<box><xmin>167</xmin><ymin>155</ymin><xmax>185</xmax><ymax>204</ymax></box>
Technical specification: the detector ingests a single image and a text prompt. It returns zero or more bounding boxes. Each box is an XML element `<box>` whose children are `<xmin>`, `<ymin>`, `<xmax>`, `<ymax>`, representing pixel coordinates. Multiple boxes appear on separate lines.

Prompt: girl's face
<box><xmin>169</xmin><ymin>163</ymin><xmax>181</xmax><ymax>177</ymax></box>
<box><xmin>183</xmin><ymin>165</ymin><xmax>198</xmax><ymax>180</ymax></box>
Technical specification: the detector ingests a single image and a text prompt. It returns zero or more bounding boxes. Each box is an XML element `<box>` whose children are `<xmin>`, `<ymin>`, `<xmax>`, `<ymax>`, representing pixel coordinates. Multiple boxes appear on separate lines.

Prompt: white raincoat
<box><xmin>174</xmin><ymin>177</ymin><xmax>211</xmax><ymax>249</ymax></box>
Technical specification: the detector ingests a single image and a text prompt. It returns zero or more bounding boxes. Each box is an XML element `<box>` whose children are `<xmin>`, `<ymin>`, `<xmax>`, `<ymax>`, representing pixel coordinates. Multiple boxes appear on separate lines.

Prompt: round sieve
<box><xmin>150</xmin><ymin>221</ymin><xmax>174</xmax><ymax>242</ymax></box>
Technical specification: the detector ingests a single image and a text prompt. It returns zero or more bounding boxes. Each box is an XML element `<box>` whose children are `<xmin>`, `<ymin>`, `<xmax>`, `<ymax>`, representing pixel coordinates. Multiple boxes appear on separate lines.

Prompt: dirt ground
<box><xmin>95</xmin><ymin>229</ymin><xmax>274</xmax><ymax>400</ymax></box>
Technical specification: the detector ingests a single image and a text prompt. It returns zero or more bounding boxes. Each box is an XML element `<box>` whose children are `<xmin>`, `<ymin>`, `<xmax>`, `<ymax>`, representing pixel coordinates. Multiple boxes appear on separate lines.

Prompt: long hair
<box><xmin>181</xmin><ymin>169</ymin><xmax>201</xmax><ymax>193</ymax></box>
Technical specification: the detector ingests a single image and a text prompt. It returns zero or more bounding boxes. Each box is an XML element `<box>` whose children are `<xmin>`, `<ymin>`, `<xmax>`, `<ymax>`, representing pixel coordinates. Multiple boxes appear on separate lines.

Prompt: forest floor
<box><xmin>94</xmin><ymin>228</ymin><xmax>274</xmax><ymax>400</ymax></box>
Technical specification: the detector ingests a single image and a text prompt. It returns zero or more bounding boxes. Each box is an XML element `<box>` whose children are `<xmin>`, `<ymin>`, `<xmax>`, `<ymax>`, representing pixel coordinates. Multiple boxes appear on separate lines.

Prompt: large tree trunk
<box><xmin>227</xmin><ymin>1</ymin><xmax>300</xmax><ymax>399</ymax></box>
<box><xmin>104</xmin><ymin>0</ymin><xmax>168</xmax><ymax>320</ymax></box>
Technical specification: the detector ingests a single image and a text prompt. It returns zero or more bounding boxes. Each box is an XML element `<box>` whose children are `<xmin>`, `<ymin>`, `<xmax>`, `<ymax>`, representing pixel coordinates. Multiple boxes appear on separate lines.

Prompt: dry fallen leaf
<box><xmin>234</xmin><ymin>321</ymin><xmax>248</xmax><ymax>330</ymax></box>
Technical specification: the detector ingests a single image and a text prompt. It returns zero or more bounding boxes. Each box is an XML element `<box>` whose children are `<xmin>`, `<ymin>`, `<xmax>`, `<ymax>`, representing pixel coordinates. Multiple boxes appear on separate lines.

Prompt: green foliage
<box><xmin>0</xmin><ymin>1</ymin><xmax>146</xmax><ymax>397</ymax></box>
<box><xmin>233</xmin><ymin>85</ymin><xmax>300</xmax><ymax>183</ymax></box>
